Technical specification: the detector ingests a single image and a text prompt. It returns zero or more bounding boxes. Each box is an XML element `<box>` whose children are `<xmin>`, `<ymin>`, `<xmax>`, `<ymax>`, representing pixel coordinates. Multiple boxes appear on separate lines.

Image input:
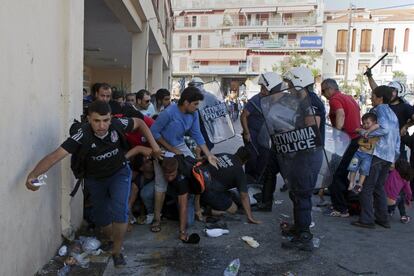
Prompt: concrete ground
<box><xmin>101</xmin><ymin>121</ymin><xmax>414</xmax><ymax>276</ymax></box>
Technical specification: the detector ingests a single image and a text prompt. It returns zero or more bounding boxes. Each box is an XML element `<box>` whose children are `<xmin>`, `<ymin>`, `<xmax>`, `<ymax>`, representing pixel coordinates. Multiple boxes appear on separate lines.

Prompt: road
<box><xmin>102</xmin><ymin>120</ymin><xmax>414</xmax><ymax>276</ymax></box>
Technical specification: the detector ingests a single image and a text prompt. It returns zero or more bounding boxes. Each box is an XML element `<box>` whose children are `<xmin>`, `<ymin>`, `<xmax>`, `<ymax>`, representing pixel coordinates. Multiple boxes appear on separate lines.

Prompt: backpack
<box><xmin>191</xmin><ymin>161</ymin><xmax>212</xmax><ymax>194</ymax></box>
<box><xmin>68</xmin><ymin>119</ymin><xmax>130</xmax><ymax>197</ymax></box>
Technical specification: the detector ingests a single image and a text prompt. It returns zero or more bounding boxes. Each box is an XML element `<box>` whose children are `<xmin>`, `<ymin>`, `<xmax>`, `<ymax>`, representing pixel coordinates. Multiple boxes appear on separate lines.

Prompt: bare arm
<box><xmin>26</xmin><ymin>147</ymin><xmax>70</xmax><ymax>191</ymax></box>
<box><xmin>240</xmin><ymin>192</ymin><xmax>261</xmax><ymax>224</ymax></box>
<box><xmin>335</xmin><ymin>109</ymin><xmax>346</xmax><ymax>130</ymax></box>
<box><xmin>199</xmin><ymin>144</ymin><xmax>218</xmax><ymax>169</ymax></box>
<box><xmin>177</xmin><ymin>193</ymin><xmax>188</xmax><ymax>240</ymax></box>
<box><xmin>132</xmin><ymin>118</ymin><xmax>162</xmax><ymax>159</ymax></box>
<box><xmin>240</xmin><ymin>109</ymin><xmax>251</xmax><ymax>142</ymax></box>
<box><xmin>367</xmin><ymin>75</ymin><xmax>378</xmax><ymax>91</ymax></box>
<box><xmin>156</xmin><ymin>137</ymin><xmax>182</xmax><ymax>155</ymax></box>
<box><xmin>125</xmin><ymin>145</ymin><xmax>153</xmax><ymax>160</ymax></box>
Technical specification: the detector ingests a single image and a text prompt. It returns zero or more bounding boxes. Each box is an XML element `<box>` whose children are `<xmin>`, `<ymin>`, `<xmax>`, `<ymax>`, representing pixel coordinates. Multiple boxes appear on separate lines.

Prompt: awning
<box><xmin>191</xmin><ymin>49</ymin><xmax>247</xmax><ymax>61</ymax></box>
<box><xmin>277</xmin><ymin>5</ymin><xmax>315</xmax><ymax>13</ymax></box>
<box><xmin>224</xmin><ymin>8</ymin><xmax>240</xmax><ymax>13</ymax></box>
<box><xmin>240</xmin><ymin>7</ymin><xmax>277</xmax><ymax>13</ymax></box>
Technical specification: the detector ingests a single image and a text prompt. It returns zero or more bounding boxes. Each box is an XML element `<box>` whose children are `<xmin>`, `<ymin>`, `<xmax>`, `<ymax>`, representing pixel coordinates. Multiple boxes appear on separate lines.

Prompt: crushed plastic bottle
<box><xmin>204</xmin><ymin>228</ymin><xmax>230</xmax><ymax>238</ymax></box>
<box><xmin>57</xmin><ymin>265</ymin><xmax>71</xmax><ymax>276</ymax></box>
<box><xmin>224</xmin><ymin>258</ymin><xmax>240</xmax><ymax>276</ymax></box>
<box><xmin>58</xmin><ymin>245</ymin><xmax>68</xmax><ymax>256</ymax></box>
<box><xmin>71</xmin><ymin>252</ymin><xmax>90</xmax><ymax>268</ymax></box>
<box><xmin>312</xmin><ymin>237</ymin><xmax>320</xmax><ymax>248</ymax></box>
<box><xmin>79</xmin><ymin>236</ymin><xmax>101</xmax><ymax>253</ymax></box>
<box><xmin>32</xmin><ymin>174</ymin><xmax>47</xmax><ymax>186</ymax></box>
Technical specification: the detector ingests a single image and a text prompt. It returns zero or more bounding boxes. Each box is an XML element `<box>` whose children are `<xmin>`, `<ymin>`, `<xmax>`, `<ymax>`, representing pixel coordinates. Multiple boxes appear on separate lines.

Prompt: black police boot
<box><xmin>280</xmin><ymin>222</ymin><xmax>298</xmax><ymax>238</ymax></box>
<box><xmin>255</xmin><ymin>201</ymin><xmax>272</xmax><ymax>212</ymax></box>
<box><xmin>281</xmin><ymin>231</ymin><xmax>313</xmax><ymax>252</ymax></box>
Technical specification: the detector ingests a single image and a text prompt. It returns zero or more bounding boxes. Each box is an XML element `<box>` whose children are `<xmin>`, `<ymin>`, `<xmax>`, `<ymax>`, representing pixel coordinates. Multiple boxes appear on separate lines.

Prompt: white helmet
<box><xmin>388</xmin><ymin>81</ymin><xmax>409</xmax><ymax>98</ymax></box>
<box><xmin>283</xmin><ymin>66</ymin><xmax>314</xmax><ymax>91</ymax></box>
<box><xmin>188</xmin><ymin>77</ymin><xmax>204</xmax><ymax>87</ymax></box>
<box><xmin>258</xmin><ymin>72</ymin><xmax>283</xmax><ymax>92</ymax></box>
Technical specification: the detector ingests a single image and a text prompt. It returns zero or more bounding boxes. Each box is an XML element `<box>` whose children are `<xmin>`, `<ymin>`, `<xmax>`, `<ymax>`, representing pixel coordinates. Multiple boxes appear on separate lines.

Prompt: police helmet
<box><xmin>283</xmin><ymin>66</ymin><xmax>314</xmax><ymax>91</ymax></box>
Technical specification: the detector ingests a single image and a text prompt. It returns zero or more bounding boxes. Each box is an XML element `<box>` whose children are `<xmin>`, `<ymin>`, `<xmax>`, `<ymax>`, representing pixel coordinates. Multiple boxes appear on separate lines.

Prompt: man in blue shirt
<box><xmin>150</xmin><ymin>87</ymin><xmax>218</xmax><ymax>233</ymax></box>
<box><xmin>352</xmin><ymin>85</ymin><xmax>400</xmax><ymax>229</ymax></box>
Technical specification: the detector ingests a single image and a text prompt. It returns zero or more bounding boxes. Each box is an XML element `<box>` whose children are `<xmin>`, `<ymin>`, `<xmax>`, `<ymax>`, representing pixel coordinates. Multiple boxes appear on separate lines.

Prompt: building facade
<box><xmin>0</xmin><ymin>1</ymin><xmax>172</xmax><ymax>275</ymax></box>
<box><xmin>323</xmin><ymin>7</ymin><xmax>414</xmax><ymax>92</ymax></box>
<box><xmin>171</xmin><ymin>0</ymin><xmax>324</xmax><ymax>96</ymax></box>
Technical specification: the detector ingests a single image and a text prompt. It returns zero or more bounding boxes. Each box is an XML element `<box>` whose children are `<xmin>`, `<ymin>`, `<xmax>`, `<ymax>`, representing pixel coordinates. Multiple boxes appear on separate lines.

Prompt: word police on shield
<box><xmin>272</xmin><ymin>125</ymin><xmax>322</xmax><ymax>154</ymax></box>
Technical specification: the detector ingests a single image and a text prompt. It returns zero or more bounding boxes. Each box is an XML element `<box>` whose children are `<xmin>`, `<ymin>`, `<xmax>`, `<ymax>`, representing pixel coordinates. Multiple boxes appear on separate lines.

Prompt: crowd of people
<box><xmin>25</xmin><ymin>67</ymin><xmax>413</xmax><ymax>268</ymax></box>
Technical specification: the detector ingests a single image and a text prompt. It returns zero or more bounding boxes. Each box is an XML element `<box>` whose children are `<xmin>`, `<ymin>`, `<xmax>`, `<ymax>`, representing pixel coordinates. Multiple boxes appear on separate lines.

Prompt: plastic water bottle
<box><xmin>312</xmin><ymin>237</ymin><xmax>320</xmax><ymax>248</ymax></box>
<box><xmin>224</xmin><ymin>258</ymin><xmax>240</xmax><ymax>276</ymax></box>
<box><xmin>32</xmin><ymin>174</ymin><xmax>47</xmax><ymax>186</ymax></box>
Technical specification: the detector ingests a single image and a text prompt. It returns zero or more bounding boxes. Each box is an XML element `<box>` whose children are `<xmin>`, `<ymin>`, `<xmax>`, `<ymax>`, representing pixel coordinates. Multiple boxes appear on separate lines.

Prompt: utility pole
<box><xmin>344</xmin><ymin>2</ymin><xmax>353</xmax><ymax>85</ymax></box>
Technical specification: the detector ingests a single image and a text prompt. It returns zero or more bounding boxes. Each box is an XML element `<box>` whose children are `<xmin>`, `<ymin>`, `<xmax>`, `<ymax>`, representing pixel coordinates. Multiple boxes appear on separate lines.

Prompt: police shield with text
<box><xmin>188</xmin><ymin>78</ymin><xmax>235</xmax><ymax>146</ymax></box>
<box><xmin>259</xmin><ymin>67</ymin><xmax>348</xmax><ymax>251</ymax></box>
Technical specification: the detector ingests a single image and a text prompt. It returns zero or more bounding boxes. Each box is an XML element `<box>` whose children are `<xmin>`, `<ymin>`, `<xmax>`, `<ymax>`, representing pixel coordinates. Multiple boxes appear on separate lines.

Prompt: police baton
<box><xmin>363</xmin><ymin>53</ymin><xmax>388</xmax><ymax>76</ymax></box>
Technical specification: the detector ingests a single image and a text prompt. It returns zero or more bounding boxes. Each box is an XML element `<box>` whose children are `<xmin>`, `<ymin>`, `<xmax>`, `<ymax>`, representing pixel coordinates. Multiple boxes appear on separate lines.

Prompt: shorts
<box><xmin>85</xmin><ymin>164</ymin><xmax>132</xmax><ymax>226</ymax></box>
<box><xmin>201</xmin><ymin>189</ymin><xmax>233</xmax><ymax>211</ymax></box>
<box><xmin>347</xmin><ymin>150</ymin><xmax>373</xmax><ymax>176</ymax></box>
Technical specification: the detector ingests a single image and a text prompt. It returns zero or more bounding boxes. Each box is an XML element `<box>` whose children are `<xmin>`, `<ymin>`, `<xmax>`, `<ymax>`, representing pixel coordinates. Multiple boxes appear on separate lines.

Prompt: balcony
<box><xmin>223</xmin><ymin>15</ymin><xmax>317</xmax><ymax>28</ymax></box>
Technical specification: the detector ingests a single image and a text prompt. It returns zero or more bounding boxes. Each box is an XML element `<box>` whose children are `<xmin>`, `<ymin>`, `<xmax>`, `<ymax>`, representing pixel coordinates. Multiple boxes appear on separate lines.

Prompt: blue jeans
<box><xmin>85</xmin><ymin>164</ymin><xmax>132</xmax><ymax>226</ymax></box>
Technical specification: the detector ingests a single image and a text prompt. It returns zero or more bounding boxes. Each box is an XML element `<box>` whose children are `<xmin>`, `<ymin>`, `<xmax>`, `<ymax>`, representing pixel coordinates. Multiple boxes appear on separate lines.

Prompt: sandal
<box><xmin>401</xmin><ymin>215</ymin><xmax>411</xmax><ymax>224</ymax></box>
<box><xmin>150</xmin><ymin>221</ymin><xmax>161</xmax><ymax>233</ymax></box>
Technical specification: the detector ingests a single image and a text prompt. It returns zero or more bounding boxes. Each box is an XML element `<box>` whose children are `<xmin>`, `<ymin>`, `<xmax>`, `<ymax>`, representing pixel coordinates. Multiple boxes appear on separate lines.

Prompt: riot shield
<box><xmin>260</xmin><ymin>87</ymin><xmax>350</xmax><ymax>190</ymax></box>
<box><xmin>197</xmin><ymin>81</ymin><xmax>235</xmax><ymax>144</ymax></box>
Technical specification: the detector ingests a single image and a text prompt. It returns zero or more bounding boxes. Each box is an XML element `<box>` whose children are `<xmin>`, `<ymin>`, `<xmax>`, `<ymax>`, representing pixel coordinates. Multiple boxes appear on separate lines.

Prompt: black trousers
<box><xmin>329</xmin><ymin>138</ymin><xmax>359</xmax><ymax>212</ymax></box>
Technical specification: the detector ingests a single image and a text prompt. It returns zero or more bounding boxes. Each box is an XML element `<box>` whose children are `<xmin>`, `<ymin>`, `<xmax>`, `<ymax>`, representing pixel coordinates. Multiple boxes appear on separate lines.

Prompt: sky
<box><xmin>325</xmin><ymin>0</ymin><xmax>414</xmax><ymax>10</ymax></box>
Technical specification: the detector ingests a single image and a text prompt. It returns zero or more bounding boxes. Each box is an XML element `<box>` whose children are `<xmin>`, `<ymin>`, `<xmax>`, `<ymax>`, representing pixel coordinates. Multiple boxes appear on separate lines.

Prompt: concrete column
<box><xmin>151</xmin><ymin>54</ymin><xmax>163</xmax><ymax>93</ymax></box>
<box><xmin>60</xmin><ymin>0</ymin><xmax>85</xmax><ymax>240</ymax></box>
<box><xmin>131</xmin><ymin>22</ymin><xmax>148</xmax><ymax>92</ymax></box>
<box><xmin>163</xmin><ymin>68</ymin><xmax>171</xmax><ymax>89</ymax></box>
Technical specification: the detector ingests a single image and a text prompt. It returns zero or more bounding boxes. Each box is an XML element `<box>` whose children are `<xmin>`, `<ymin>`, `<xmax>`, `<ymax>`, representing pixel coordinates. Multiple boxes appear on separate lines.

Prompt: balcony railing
<box><xmin>175</xmin><ymin>15</ymin><xmax>317</xmax><ymax>29</ymax></box>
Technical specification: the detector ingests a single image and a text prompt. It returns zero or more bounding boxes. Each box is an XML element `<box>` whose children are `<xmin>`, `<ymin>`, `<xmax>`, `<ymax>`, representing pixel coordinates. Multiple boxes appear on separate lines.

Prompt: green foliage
<box><xmin>393</xmin><ymin>71</ymin><xmax>407</xmax><ymax>83</ymax></box>
<box><xmin>272</xmin><ymin>51</ymin><xmax>321</xmax><ymax>75</ymax></box>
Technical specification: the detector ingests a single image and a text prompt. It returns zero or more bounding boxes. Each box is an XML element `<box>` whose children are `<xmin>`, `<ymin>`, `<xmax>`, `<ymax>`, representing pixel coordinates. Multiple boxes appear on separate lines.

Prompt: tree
<box><xmin>392</xmin><ymin>71</ymin><xmax>407</xmax><ymax>83</ymax></box>
<box><xmin>272</xmin><ymin>51</ymin><xmax>321</xmax><ymax>76</ymax></box>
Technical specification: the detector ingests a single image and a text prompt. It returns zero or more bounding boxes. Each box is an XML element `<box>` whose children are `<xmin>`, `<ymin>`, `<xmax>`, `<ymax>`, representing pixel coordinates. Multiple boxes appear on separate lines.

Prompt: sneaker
<box><xmin>324</xmin><ymin>209</ymin><xmax>349</xmax><ymax>218</ymax></box>
<box><xmin>112</xmin><ymin>253</ymin><xmax>127</xmax><ymax>268</ymax></box>
<box><xmin>400</xmin><ymin>215</ymin><xmax>411</xmax><ymax>224</ymax></box>
<box><xmin>281</xmin><ymin>232</ymin><xmax>313</xmax><ymax>252</ymax></box>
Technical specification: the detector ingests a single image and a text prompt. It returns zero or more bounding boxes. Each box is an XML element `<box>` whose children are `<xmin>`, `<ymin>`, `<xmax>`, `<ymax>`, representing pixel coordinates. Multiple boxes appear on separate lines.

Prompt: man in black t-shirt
<box><xmin>161</xmin><ymin>147</ymin><xmax>261</xmax><ymax>242</ymax></box>
<box><xmin>25</xmin><ymin>101</ymin><xmax>162</xmax><ymax>268</ymax></box>
<box><xmin>202</xmin><ymin>148</ymin><xmax>260</xmax><ymax>225</ymax></box>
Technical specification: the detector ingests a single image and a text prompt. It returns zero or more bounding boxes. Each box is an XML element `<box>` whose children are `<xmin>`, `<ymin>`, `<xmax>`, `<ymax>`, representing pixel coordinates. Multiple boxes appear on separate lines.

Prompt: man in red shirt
<box><xmin>321</xmin><ymin>79</ymin><xmax>361</xmax><ymax>217</ymax></box>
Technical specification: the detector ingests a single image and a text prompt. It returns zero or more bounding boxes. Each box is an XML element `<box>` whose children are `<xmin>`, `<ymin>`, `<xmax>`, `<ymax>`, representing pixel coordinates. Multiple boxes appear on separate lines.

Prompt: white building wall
<box><xmin>0</xmin><ymin>1</ymin><xmax>84</xmax><ymax>276</ymax></box>
<box><xmin>323</xmin><ymin>20</ymin><xmax>414</xmax><ymax>86</ymax></box>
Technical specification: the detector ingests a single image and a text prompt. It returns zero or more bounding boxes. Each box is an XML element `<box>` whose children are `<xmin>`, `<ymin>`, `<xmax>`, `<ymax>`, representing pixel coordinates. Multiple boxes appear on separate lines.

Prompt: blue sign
<box><xmin>300</xmin><ymin>36</ymin><xmax>323</xmax><ymax>48</ymax></box>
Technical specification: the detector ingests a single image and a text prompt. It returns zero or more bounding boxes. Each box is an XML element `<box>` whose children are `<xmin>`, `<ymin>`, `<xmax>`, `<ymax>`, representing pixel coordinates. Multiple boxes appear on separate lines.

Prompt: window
<box><xmin>360</xmin><ymin>29</ymin><xmax>372</xmax><ymax>52</ymax></box>
<box><xmin>382</xmin><ymin>28</ymin><xmax>395</xmax><ymax>52</ymax></box>
<box><xmin>187</xmin><ymin>35</ymin><xmax>192</xmax><ymax>48</ymax></box>
<box><xmin>192</xmin><ymin>16</ymin><xmax>197</xmax><ymax>27</ymax></box>
<box><xmin>358</xmin><ymin>59</ymin><xmax>370</xmax><ymax>73</ymax></box>
<box><xmin>201</xmin><ymin>35</ymin><xmax>210</xmax><ymax>48</ymax></box>
<box><xmin>288</xmin><ymin>33</ymin><xmax>297</xmax><ymax>40</ymax></box>
<box><xmin>336</xmin><ymin>30</ymin><xmax>348</xmax><ymax>52</ymax></box>
<box><xmin>184</xmin><ymin>16</ymin><xmax>191</xmax><ymax>27</ymax></box>
<box><xmin>179</xmin><ymin>57</ymin><xmax>187</xmax><ymax>71</ymax></box>
<box><xmin>198</xmin><ymin>35</ymin><xmax>202</xmax><ymax>48</ymax></box>
<box><xmin>381</xmin><ymin>58</ymin><xmax>393</xmax><ymax>73</ymax></box>
<box><xmin>180</xmin><ymin>36</ymin><xmax>187</xmax><ymax>48</ymax></box>
<box><xmin>404</xmin><ymin>28</ymin><xmax>410</xmax><ymax>52</ymax></box>
<box><xmin>336</xmin><ymin>59</ymin><xmax>345</xmax><ymax>75</ymax></box>
<box><xmin>238</xmin><ymin>15</ymin><xmax>246</xmax><ymax>26</ymax></box>
<box><xmin>351</xmin><ymin>29</ymin><xmax>356</xmax><ymax>52</ymax></box>
<box><xmin>200</xmin><ymin>16</ymin><xmax>208</xmax><ymax>28</ymax></box>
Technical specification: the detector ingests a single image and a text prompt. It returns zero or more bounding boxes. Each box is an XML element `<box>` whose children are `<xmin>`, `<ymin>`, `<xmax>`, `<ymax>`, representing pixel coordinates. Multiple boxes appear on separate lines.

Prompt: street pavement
<box><xmin>102</xmin><ymin>120</ymin><xmax>414</xmax><ymax>276</ymax></box>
